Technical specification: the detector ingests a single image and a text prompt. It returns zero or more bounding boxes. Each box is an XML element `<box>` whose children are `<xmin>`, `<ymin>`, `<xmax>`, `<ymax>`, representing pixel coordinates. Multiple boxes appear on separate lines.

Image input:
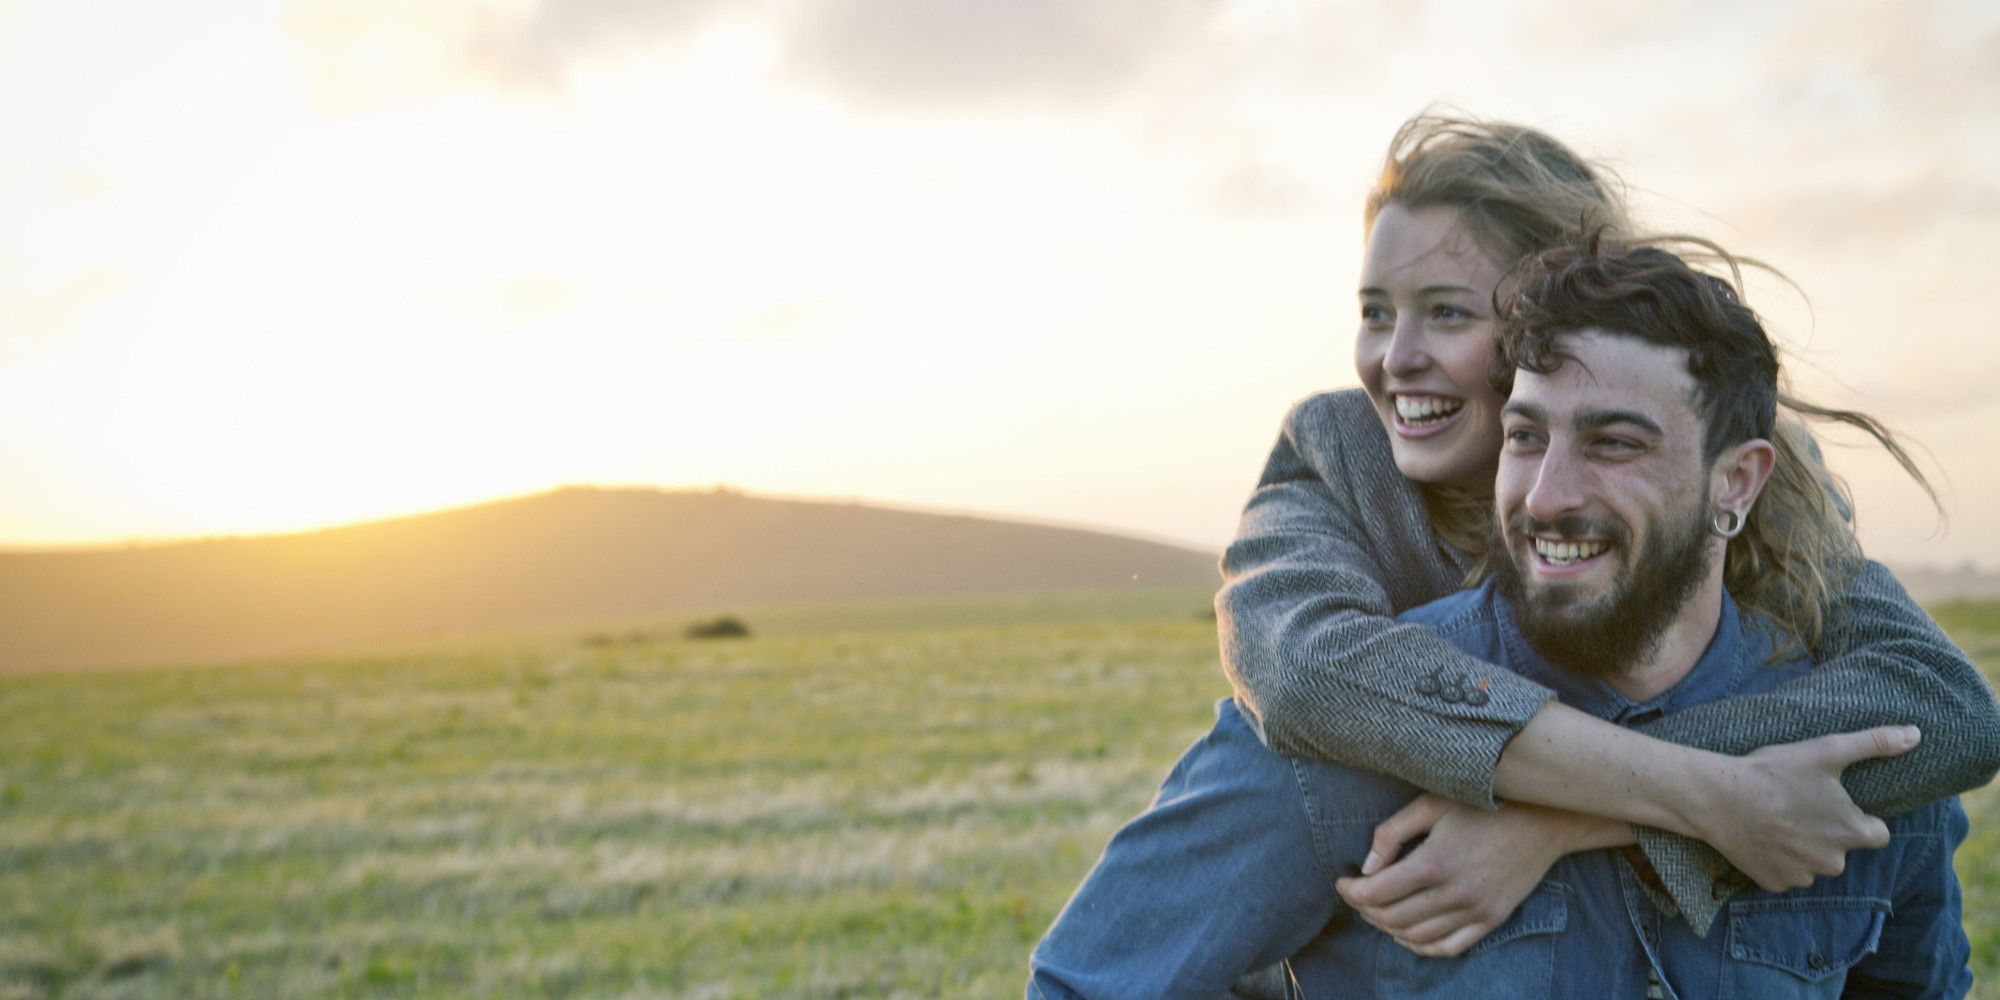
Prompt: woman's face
<box><xmin>1355</xmin><ymin>203</ymin><xmax>1510</xmax><ymax>489</ymax></box>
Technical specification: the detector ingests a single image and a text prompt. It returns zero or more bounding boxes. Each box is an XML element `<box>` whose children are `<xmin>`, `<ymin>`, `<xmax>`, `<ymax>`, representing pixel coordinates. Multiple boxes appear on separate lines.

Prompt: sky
<box><xmin>1</xmin><ymin>0</ymin><xmax>1996</xmax><ymax>568</ymax></box>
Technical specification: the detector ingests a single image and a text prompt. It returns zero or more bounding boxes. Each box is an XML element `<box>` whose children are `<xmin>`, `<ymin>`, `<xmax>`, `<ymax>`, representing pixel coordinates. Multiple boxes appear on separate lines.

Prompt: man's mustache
<box><xmin>1505</xmin><ymin>512</ymin><xmax>1629</xmax><ymax>546</ymax></box>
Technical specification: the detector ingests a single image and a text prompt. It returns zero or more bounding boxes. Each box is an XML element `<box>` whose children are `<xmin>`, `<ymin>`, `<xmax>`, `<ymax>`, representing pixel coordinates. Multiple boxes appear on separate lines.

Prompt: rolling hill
<box><xmin>0</xmin><ymin>487</ymin><xmax>1221</xmax><ymax>672</ymax></box>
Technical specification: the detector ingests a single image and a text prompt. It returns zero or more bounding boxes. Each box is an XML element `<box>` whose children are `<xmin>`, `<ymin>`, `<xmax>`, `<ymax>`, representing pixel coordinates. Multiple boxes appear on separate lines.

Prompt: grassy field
<box><xmin>0</xmin><ymin>593</ymin><xmax>1228</xmax><ymax>998</ymax></box>
<box><xmin>4</xmin><ymin>592</ymin><xmax>2000</xmax><ymax>998</ymax></box>
<box><xmin>1926</xmin><ymin>600</ymin><xmax>2000</xmax><ymax>995</ymax></box>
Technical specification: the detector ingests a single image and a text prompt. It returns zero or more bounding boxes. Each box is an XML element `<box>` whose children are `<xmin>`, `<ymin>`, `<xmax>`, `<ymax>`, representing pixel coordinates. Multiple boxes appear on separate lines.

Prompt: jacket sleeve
<box><xmin>1628</xmin><ymin>561</ymin><xmax>2000</xmax><ymax>934</ymax></box>
<box><xmin>1219</xmin><ymin>393</ymin><xmax>1557</xmax><ymax>807</ymax></box>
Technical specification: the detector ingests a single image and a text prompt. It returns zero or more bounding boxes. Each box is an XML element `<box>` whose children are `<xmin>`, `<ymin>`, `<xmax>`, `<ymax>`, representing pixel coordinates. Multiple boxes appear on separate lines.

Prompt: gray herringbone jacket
<box><xmin>1218</xmin><ymin>388</ymin><xmax>2000</xmax><ymax>933</ymax></box>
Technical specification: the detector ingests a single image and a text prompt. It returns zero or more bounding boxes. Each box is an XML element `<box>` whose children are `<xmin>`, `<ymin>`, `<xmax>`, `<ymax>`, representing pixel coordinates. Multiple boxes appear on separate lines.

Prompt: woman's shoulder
<box><xmin>1281</xmin><ymin>387</ymin><xmax>1379</xmax><ymax>435</ymax></box>
<box><xmin>1272</xmin><ymin>388</ymin><xmax>1406</xmax><ymax>490</ymax></box>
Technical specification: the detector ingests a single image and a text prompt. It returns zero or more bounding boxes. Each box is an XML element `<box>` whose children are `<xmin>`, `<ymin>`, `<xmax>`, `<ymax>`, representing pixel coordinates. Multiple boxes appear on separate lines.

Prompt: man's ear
<box><xmin>1712</xmin><ymin>437</ymin><xmax>1778</xmax><ymax>517</ymax></box>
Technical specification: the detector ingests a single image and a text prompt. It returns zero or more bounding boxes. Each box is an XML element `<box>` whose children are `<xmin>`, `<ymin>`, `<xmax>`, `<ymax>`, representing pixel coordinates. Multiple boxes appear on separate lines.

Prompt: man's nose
<box><xmin>1382</xmin><ymin>315</ymin><xmax>1428</xmax><ymax>377</ymax></box>
<box><xmin>1524</xmin><ymin>447</ymin><xmax>1588</xmax><ymax>524</ymax></box>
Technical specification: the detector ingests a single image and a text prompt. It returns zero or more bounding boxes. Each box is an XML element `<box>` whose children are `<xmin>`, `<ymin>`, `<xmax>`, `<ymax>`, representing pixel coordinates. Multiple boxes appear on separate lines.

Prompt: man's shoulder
<box><xmin>1728</xmin><ymin>606</ymin><xmax>1816</xmax><ymax>692</ymax></box>
<box><xmin>1397</xmin><ymin>584</ymin><xmax>1504</xmax><ymax>650</ymax></box>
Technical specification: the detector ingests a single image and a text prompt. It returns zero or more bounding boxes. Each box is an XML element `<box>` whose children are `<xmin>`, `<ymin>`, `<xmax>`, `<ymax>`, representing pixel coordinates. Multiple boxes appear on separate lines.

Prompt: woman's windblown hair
<box><xmin>1496</xmin><ymin>232</ymin><xmax>1935</xmax><ymax>655</ymax></box>
<box><xmin>1367</xmin><ymin>113</ymin><xmax>1633</xmax><ymax>264</ymax></box>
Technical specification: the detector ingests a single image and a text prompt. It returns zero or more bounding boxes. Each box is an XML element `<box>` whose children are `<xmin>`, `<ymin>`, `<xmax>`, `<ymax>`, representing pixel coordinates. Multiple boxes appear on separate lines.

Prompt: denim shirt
<box><xmin>1027</xmin><ymin>582</ymin><xmax>1971</xmax><ymax>1000</ymax></box>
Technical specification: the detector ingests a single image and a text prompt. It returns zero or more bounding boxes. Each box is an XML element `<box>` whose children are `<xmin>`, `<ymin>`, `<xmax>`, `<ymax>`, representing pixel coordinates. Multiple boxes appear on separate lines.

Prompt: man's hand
<box><xmin>1335</xmin><ymin>794</ymin><xmax>1630</xmax><ymax>957</ymax></box>
<box><xmin>1681</xmin><ymin>725</ymin><xmax>1919</xmax><ymax>891</ymax></box>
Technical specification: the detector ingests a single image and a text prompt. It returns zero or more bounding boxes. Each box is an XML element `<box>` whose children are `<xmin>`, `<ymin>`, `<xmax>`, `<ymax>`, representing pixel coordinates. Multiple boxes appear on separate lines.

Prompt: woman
<box><xmin>1217</xmin><ymin>114</ymin><xmax>2000</xmax><ymax>953</ymax></box>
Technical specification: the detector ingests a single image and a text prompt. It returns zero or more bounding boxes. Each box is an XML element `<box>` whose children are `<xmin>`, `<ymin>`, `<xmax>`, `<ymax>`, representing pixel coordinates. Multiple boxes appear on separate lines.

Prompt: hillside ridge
<box><xmin>0</xmin><ymin>487</ymin><xmax>1220</xmax><ymax>672</ymax></box>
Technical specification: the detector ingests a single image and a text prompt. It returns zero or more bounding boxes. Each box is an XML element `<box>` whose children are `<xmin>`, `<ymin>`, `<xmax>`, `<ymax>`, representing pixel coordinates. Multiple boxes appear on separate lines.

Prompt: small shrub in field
<box><xmin>97</xmin><ymin>928</ymin><xmax>179</xmax><ymax>979</ymax></box>
<box><xmin>581</xmin><ymin>629</ymin><xmax>661</xmax><ymax>648</ymax></box>
<box><xmin>685</xmin><ymin>615</ymin><xmax>750</xmax><ymax>639</ymax></box>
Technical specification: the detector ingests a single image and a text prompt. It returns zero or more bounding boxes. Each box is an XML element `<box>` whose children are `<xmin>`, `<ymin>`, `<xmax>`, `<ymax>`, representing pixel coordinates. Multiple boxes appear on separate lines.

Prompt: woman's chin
<box><xmin>1390</xmin><ymin>439</ymin><xmax>1498</xmax><ymax>490</ymax></box>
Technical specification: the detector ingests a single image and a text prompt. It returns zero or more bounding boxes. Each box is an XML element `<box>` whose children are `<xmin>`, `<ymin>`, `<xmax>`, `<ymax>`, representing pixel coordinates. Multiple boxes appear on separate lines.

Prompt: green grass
<box><xmin>6</xmin><ymin>594</ymin><xmax>2000</xmax><ymax>998</ymax></box>
<box><xmin>0</xmin><ymin>607</ymin><xmax>1228</xmax><ymax>998</ymax></box>
<box><xmin>314</xmin><ymin>588</ymin><xmax>1220</xmax><ymax>669</ymax></box>
<box><xmin>1937</xmin><ymin>603</ymin><xmax>2000</xmax><ymax>998</ymax></box>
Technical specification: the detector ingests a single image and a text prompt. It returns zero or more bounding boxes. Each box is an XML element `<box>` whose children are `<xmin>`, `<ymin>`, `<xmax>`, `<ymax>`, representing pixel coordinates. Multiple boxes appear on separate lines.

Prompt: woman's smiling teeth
<box><xmin>1533</xmin><ymin>538</ymin><xmax>1610</xmax><ymax>566</ymax></box>
<box><xmin>1394</xmin><ymin>394</ymin><xmax>1464</xmax><ymax>426</ymax></box>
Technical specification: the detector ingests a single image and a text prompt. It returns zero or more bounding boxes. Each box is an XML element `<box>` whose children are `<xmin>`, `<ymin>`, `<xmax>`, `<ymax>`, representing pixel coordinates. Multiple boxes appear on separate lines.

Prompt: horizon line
<box><xmin>0</xmin><ymin>483</ymin><xmax>1226</xmax><ymax>558</ymax></box>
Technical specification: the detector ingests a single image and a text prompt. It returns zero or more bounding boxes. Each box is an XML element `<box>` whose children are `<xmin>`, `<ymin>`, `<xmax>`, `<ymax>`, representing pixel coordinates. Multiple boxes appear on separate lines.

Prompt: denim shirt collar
<box><xmin>1484</xmin><ymin>580</ymin><xmax>1750</xmax><ymax>727</ymax></box>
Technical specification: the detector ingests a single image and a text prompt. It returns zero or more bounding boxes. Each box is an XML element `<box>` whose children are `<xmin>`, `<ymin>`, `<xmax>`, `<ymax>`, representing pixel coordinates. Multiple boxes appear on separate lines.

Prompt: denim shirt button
<box><xmin>1807</xmin><ymin>950</ymin><xmax>1827</xmax><ymax>971</ymax></box>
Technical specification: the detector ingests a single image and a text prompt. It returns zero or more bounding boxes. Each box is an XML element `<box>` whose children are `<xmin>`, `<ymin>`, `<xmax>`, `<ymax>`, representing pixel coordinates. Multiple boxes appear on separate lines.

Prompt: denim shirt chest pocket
<box><xmin>1372</xmin><ymin>882</ymin><xmax>1569</xmax><ymax>1000</ymax></box>
<box><xmin>1721</xmin><ymin>896</ymin><xmax>1889</xmax><ymax>998</ymax></box>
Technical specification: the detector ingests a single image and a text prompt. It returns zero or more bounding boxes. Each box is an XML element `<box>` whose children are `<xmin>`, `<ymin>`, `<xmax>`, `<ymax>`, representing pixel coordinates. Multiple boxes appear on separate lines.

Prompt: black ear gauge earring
<box><xmin>1711</xmin><ymin>508</ymin><xmax>1744</xmax><ymax>539</ymax></box>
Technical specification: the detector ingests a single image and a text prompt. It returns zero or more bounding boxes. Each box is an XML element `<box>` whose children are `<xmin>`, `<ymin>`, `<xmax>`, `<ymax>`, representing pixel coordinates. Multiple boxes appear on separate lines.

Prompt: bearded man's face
<box><xmin>1491</xmin><ymin>329</ymin><xmax>1724</xmax><ymax>678</ymax></box>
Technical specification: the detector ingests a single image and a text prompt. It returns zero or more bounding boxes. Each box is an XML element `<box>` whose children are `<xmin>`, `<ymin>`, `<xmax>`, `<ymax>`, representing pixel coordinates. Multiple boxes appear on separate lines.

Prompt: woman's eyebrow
<box><xmin>1356</xmin><ymin>283</ymin><xmax>1483</xmax><ymax>298</ymax></box>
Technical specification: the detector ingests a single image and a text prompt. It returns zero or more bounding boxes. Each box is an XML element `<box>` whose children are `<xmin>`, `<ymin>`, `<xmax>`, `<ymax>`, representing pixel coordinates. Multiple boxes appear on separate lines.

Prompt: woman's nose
<box><xmin>1383</xmin><ymin>316</ymin><xmax>1428</xmax><ymax>376</ymax></box>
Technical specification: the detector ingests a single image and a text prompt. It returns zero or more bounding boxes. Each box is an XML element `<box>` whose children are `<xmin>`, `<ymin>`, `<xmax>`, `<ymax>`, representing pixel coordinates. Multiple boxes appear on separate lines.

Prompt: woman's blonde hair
<box><xmin>1729</xmin><ymin>397</ymin><xmax>1931</xmax><ymax>656</ymax></box>
<box><xmin>1366</xmin><ymin>113</ymin><xmax>1633</xmax><ymax>264</ymax></box>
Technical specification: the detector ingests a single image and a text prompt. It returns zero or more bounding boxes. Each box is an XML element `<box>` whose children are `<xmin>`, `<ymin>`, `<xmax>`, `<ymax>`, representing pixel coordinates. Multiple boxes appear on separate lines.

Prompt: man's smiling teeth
<box><xmin>1394</xmin><ymin>395</ymin><xmax>1464</xmax><ymax>425</ymax></box>
<box><xmin>1533</xmin><ymin>538</ymin><xmax>1610</xmax><ymax>565</ymax></box>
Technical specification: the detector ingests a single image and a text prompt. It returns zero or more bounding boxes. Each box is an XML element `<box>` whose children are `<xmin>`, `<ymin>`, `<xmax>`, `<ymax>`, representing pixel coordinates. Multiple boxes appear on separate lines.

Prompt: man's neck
<box><xmin>1603</xmin><ymin>571</ymin><xmax>1727</xmax><ymax>703</ymax></box>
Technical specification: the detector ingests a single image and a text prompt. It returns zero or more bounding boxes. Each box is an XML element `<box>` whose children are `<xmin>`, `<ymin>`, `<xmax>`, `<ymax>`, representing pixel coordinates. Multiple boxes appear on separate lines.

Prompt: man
<box><xmin>1026</xmin><ymin>244</ymin><xmax>1971</xmax><ymax>999</ymax></box>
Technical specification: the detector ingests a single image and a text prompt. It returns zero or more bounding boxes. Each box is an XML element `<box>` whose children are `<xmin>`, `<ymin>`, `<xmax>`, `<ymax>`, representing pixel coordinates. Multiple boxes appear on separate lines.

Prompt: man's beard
<box><xmin>1491</xmin><ymin>498</ymin><xmax>1715</xmax><ymax>680</ymax></box>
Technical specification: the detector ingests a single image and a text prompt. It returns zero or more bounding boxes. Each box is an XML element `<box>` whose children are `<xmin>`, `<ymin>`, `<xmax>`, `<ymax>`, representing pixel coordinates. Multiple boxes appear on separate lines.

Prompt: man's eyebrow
<box><xmin>1575</xmin><ymin>408</ymin><xmax>1666</xmax><ymax>436</ymax></box>
<box><xmin>1501</xmin><ymin>400</ymin><xmax>1546</xmax><ymax>422</ymax></box>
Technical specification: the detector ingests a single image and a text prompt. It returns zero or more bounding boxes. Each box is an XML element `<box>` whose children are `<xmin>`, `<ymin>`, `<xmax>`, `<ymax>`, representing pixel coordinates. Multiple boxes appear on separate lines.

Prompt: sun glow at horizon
<box><xmin>1</xmin><ymin>0</ymin><xmax>1996</xmax><ymax>566</ymax></box>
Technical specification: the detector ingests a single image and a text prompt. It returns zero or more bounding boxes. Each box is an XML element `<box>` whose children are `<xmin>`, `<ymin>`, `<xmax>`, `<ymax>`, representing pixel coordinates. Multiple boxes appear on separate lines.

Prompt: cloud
<box><xmin>1523</xmin><ymin>0</ymin><xmax>2000</xmax><ymax>248</ymax></box>
<box><xmin>722</xmin><ymin>295</ymin><xmax>854</xmax><ymax>342</ymax></box>
<box><xmin>288</xmin><ymin>0</ymin><xmax>1222</xmax><ymax>109</ymax></box>
<box><xmin>286</xmin><ymin>0</ymin><xmax>740</xmax><ymax>103</ymax></box>
<box><xmin>436</xmin><ymin>272</ymin><xmax>584</xmax><ymax>329</ymax></box>
<box><xmin>1205</xmin><ymin>160</ymin><xmax>1319</xmax><ymax>221</ymax></box>
<box><xmin>0</xmin><ymin>267</ymin><xmax>127</xmax><ymax>347</ymax></box>
<box><xmin>1851</xmin><ymin>356</ymin><xmax>2000</xmax><ymax>421</ymax></box>
<box><xmin>1723</xmin><ymin>166</ymin><xmax>2000</xmax><ymax>248</ymax></box>
<box><xmin>464</xmin><ymin>0</ymin><xmax>740</xmax><ymax>90</ymax></box>
<box><xmin>1736</xmin><ymin>3</ymin><xmax>1999</xmax><ymax>243</ymax></box>
<box><xmin>774</xmin><ymin>0</ymin><xmax>1220</xmax><ymax>112</ymax></box>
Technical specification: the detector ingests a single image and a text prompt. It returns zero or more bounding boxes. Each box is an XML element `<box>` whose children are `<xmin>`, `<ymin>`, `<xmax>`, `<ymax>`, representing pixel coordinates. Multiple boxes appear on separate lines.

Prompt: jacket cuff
<box><xmin>1632</xmin><ymin>825</ymin><xmax>1743</xmax><ymax>936</ymax></box>
<box><xmin>1443</xmin><ymin>684</ymin><xmax>1559</xmax><ymax>809</ymax></box>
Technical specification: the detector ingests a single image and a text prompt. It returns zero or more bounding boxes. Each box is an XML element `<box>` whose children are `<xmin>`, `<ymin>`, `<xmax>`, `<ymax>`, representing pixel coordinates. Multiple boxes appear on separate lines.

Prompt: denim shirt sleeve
<box><xmin>1026</xmin><ymin>699</ymin><xmax>1341</xmax><ymax>1000</ymax></box>
<box><xmin>1840</xmin><ymin>800</ymin><xmax>1974</xmax><ymax>999</ymax></box>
